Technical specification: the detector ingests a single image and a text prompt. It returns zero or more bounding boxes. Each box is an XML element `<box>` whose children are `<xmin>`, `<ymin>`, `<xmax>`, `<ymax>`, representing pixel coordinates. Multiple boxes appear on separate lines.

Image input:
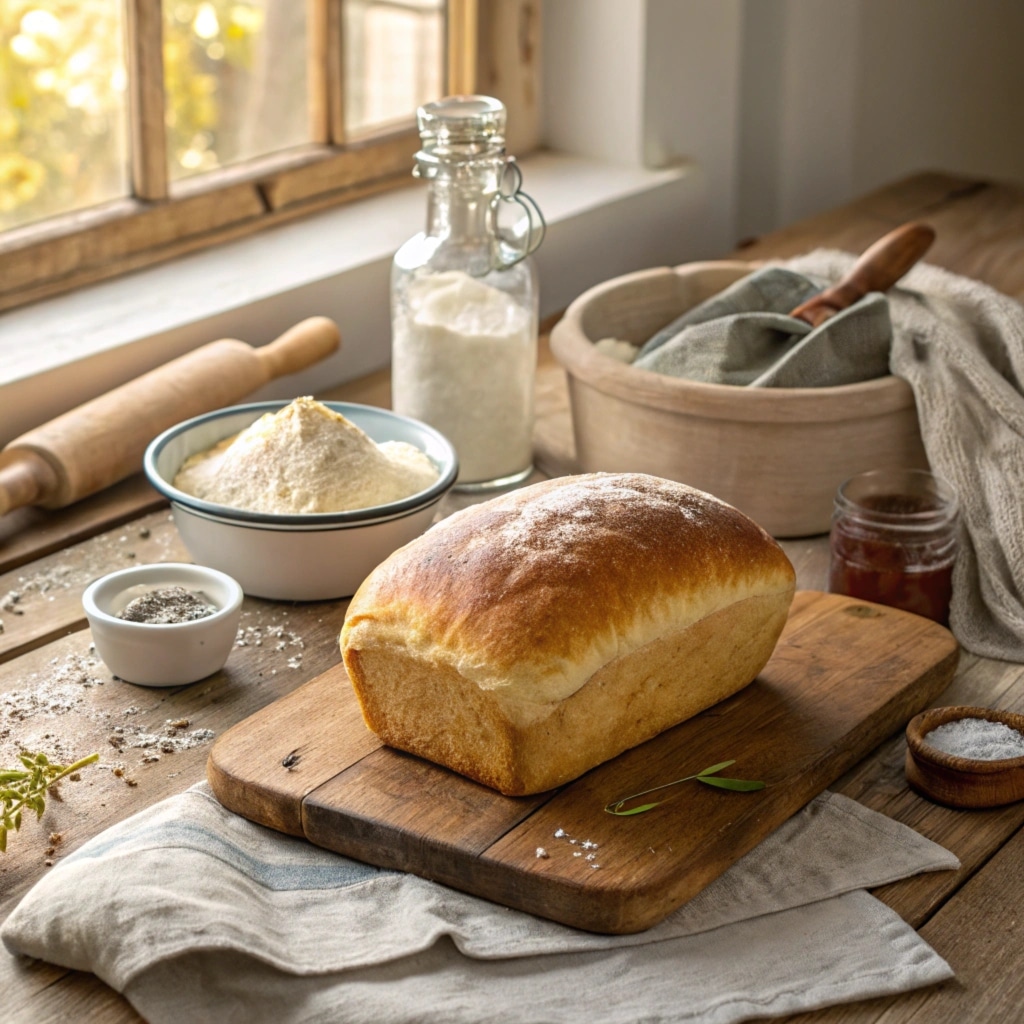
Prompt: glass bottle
<box><xmin>828</xmin><ymin>468</ymin><xmax>959</xmax><ymax>625</ymax></box>
<box><xmin>391</xmin><ymin>95</ymin><xmax>545</xmax><ymax>491</ymax></box>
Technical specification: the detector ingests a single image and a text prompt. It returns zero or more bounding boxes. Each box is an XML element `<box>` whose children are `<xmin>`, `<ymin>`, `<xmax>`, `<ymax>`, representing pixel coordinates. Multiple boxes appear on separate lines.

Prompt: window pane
<box><xmin>163</xmin><ymin>1</ymin><xmax>312</xmax><ymax>181</ymax></box>
<box><xmin>343</xmin><ymin>0</ymin><xmax>445</xmax><ymax>137</ymax></box>
<box><xmin>0</xmin><ymin>1</ymin><xmax>129</xmax><ymax>230</ymax></box>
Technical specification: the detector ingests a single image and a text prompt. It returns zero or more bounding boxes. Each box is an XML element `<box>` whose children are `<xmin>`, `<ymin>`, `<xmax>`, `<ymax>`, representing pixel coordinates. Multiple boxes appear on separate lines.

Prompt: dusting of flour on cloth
<box><xmin>2</xmin><ymin>784</ymin><xmax>956</xmax><ymax>1024</ymax></box>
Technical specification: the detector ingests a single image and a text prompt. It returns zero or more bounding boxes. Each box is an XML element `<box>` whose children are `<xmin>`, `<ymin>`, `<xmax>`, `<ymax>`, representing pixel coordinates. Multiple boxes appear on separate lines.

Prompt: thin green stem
<box><xmin>604</xmin><ymin>759</ymin><xmax>764</xmax><ymax>816</ymax></box>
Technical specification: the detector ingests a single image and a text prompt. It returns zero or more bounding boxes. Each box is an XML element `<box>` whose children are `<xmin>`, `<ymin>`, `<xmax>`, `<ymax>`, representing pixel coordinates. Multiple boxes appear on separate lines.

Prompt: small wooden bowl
<box><xmin>905</xmin><ymin>705</ymin><xmax>1024</xmax><ymax>808</ymax></box>
<box><xmin>549</xmin><ymin>261</ymin><xmax>928</xmax><ymax>537</ymax></box>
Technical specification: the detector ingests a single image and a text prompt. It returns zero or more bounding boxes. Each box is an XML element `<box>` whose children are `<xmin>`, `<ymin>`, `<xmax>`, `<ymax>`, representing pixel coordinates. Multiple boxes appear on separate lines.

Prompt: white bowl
<box><xmin>143</xmin><ymin>401</ymin><xmax>458</xmax><ymax>600</ymax></box>
<box><xmin>82</xmin><ymin>563</ymin><xmax>244</xmax><ymax>687</ymax></box>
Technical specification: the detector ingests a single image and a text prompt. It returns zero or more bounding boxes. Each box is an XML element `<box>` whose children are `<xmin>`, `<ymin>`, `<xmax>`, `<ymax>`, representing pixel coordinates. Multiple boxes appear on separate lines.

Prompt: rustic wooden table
<box><xmin>2</xmin><ymin>170</ymin><xmax>1023</xmax><ymax>1023</ymax></box>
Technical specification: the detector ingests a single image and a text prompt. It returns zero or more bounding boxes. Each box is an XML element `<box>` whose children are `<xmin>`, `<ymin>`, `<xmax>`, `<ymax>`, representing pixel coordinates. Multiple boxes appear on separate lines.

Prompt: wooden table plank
<box><xmin>0</xmin><ymin>509</ymin><xmax>186</xmax><ymax>664</ymax></box>
<box><xmin>0</xmin><ymin>476</ymin><xmax>166</xmax><ymax>577</ymax></box>
<box><xmin>736</xmin><ymin>172</ymin><xmax>1024</xmax><ymax>302</ymax></box>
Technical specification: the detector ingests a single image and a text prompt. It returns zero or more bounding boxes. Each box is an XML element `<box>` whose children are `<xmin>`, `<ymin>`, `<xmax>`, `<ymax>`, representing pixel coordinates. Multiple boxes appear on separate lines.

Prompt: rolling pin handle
<box><xmin>0</xmin><ymin>450</ymin><xmax>61</xmax><ymax>517</ymax></box>
<box><xmin>255</xmin><ymin>317</ymin><xmax>342</xmax><ymax>380</ymax></box>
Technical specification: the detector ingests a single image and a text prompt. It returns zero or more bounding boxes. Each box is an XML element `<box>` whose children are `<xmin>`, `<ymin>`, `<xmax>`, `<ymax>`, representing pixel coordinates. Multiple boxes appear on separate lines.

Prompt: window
<box><xmin>0</xmin><ymin>0</ymin><xmax>480</xmax><ymax>313</ymax></box>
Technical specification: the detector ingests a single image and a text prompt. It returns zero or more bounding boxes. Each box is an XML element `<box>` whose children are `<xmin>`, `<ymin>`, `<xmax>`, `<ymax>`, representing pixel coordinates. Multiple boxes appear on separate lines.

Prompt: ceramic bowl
<box><xmin>143</xmin><ymin>400</ymin><xmax>458</xmax><ymax>601</ymax></box>
<box><xmin>82</xmin><ymin>562</ymin><xmax>244</xmax><ymax>687</ymax></box>
<box><xmin>549</xmin><ymin>261</ymin><xmax>928</xmax><ymax>537</ymax></box>
<box><xmin>905</xmin><ymin>705</ymin><xmax>1024</xmax><ymax>808</ymax></box>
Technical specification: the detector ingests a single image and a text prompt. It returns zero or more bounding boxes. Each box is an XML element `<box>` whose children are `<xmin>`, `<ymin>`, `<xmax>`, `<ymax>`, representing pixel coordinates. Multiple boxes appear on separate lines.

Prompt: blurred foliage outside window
<box><xmin>1</xmin><ymin>0</ymin><xmax>445</xmax><ymax>232</ymax></box>
<box><xmin>1</xmin><ymin>0</ymin><xmax>129</xmax><ymax>230</ymax></box>
<box><xmin>163</xmin><ymin>0</ymin><xmax>310</xmax><ymax>182</ymax></box>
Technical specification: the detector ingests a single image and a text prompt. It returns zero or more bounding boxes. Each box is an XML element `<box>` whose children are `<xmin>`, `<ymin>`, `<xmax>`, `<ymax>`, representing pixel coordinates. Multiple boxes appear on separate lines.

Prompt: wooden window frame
<box><xmin>0</xmin><ymin>0</ymin><xmax>540</xmax><ymax>316</ymax></box>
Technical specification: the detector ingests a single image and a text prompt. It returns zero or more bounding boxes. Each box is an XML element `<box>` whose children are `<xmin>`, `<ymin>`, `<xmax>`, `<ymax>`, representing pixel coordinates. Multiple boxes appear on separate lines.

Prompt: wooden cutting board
<box><xmin>207</xmin><ymin>591</ymin><xmax>958</xmax><ymax>934</ymax></box>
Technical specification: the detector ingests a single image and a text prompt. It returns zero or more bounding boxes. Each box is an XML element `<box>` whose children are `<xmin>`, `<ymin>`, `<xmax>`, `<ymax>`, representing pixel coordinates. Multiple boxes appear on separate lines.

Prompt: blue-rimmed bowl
<box><xmin>143</xmin><ymin>401</ymin><xmax>458</xmax><ymax>601</ymax></box>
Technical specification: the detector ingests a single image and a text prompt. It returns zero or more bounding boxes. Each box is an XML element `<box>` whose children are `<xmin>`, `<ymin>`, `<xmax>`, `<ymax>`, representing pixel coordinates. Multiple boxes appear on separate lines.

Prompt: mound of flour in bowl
<box><xmin>173</xmin><ymin>397</ymin><xmax>440</xmax><ymax>514</ymax></box>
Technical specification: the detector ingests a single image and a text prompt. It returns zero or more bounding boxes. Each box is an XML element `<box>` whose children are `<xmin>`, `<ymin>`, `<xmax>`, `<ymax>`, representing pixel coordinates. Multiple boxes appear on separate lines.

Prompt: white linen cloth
<box><xmin>2</xmin><ymin>783</ymin><xmax>956</xmax><ymax>1024</ymax></box>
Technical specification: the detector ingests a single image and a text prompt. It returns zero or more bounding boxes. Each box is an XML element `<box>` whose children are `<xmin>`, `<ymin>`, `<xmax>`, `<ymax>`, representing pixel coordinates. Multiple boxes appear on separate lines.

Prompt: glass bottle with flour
<box><xmin>391</xmin><ymin>95</ymin><xmax>545</xmax><ymax>490</ymax></box>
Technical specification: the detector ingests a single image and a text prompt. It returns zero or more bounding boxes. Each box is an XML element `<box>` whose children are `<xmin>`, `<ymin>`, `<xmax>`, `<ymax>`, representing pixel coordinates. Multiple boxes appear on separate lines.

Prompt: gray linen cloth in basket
<box><xmin>633</xmin><ymin>265</ymin><xmax>892</xmax><ymax>387</ymax></box>
<box><xmin>2</xmin><ymin>783</ymin><xmax>956</xmax><ymax>1024</ymax></box>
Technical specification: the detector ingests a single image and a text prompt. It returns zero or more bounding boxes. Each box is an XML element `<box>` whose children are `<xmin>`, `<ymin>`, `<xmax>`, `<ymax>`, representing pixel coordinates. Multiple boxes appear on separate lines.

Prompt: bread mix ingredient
<box><xmin>173</xmin><ymin>397</ymin><xmax>439</xmax><ymax>514</ymax></box>
<box><xmin>392</xmin><ymin>271</ymin><xmax>535</xmax><ymax>485</ymax></box>
<box><xmin>117</xmin><ymin>586</ymin><xmax>216</xmax><ymax>624</ymax></box>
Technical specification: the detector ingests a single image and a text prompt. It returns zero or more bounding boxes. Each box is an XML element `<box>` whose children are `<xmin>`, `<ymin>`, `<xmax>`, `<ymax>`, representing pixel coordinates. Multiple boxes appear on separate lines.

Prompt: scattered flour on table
<box><xmin>0</xmin><ymin>525</ymin><xmax>175</xmax><ymax>622</ymax></box>
<box><xmin>235</xmin><ymin>614</ymin><xmax>306</xmax><ymax>674</ymax></box>
<box><xmin>2</xmin><ymin>652</ymin><xmax>109</xmax><ymax>725</ymax></box>
<box><xmin>173</xmin><ymin>396</ymin><xmax>439</xmax><ymax>514</ymax></box>
<box><xmin>108</xmin><ymin>718</ymin><xmax>215</xmax><ymax>756</ymax></box>
<box><xmin>551</xmin><ymin>827</ymin><xmax>602</xmax><ymax>869</ymax></box>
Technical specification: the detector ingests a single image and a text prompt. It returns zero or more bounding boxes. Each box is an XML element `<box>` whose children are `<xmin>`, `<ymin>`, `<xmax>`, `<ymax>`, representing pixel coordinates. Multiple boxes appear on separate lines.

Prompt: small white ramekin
<box><xmin>82</xmin><ymin>562</ymin><xmax>244</xmax><ymax>687</ymax></box>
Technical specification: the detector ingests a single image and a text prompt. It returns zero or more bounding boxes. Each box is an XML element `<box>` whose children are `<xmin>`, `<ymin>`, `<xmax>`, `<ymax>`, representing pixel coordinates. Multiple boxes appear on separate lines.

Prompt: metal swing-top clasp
<box><xmin>491</xmin><ymin>157</ymin><xmax>546</xmax><ymax>271</ymax></box>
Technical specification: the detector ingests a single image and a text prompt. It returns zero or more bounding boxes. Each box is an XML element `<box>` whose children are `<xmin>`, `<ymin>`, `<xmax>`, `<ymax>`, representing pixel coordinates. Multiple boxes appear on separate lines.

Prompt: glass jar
<box><xmin>828</xmin><ymin>468</ymin><xmax>959</xmax><ymax>625</ymax></box>
<box><xmin>391</xmin><ymin>95</ymin><xmax>545</xmax><ymax>491</ymax></box>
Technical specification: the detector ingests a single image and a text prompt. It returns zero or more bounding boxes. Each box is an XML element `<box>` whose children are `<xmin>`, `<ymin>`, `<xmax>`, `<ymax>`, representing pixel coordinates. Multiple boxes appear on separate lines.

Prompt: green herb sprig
<box><xmin>1</xmin><ymin>751</ymin><xmax>100</xmax><ymax>852</ymax></box>
<box><xmin>604</xmin><ymin>759</ymin><xmax>765</xmax><ymax>816</ymax></box>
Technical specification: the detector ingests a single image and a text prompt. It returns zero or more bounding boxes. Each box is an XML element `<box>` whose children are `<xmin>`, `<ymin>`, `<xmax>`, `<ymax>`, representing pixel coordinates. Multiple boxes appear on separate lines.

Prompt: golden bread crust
<box><xmin>341</xmin><ymin>472</ymin><xmax>795</xmax><ymax>795</ymax></box>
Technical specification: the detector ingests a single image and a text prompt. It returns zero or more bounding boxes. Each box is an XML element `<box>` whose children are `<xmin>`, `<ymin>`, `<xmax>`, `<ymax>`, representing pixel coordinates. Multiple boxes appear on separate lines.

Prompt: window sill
<box><xmin>1</xmin><ymin>151</ymin><xmax>709</xmax><ymax>447</ymax></box>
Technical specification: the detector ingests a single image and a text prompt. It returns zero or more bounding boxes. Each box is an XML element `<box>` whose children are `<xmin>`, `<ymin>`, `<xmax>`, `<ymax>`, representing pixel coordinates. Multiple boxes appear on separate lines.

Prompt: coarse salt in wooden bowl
<box><xmin>905</xmin><ymin>705</ymin><xmax>1024</xmax><ymax>809</ymax></box>
<box><xmin>549</xmin><ymin>261</ymin><xmax>928</xmax><ymax>537</ymax></box>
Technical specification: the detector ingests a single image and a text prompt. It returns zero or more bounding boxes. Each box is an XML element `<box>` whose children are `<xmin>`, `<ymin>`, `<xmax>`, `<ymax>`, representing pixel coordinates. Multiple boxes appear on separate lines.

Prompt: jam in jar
<box><xmin>828</xmin><ymin>468</ymin><xmax>959</xmax><ymax>625</ymax></box>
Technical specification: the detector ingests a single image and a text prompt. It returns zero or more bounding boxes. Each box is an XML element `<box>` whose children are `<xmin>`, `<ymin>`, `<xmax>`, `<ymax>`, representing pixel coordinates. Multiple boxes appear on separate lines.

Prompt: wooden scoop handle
<box><xmin>788</xmin><ymin>221</ymin><xmax>936</xmax><ymax>327</ymax></box>
<box><xmin>0</xmin><ymin>316</ymin><xmax>341</xmax><ymax>516</ymax></box>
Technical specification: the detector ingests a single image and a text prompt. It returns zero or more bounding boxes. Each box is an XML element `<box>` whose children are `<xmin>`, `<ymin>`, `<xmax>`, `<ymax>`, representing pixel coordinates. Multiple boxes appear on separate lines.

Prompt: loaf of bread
<box><xmin>340</xmin><ymin>473</ymin><xmax>796</xmax><ymax>796</ymax></box>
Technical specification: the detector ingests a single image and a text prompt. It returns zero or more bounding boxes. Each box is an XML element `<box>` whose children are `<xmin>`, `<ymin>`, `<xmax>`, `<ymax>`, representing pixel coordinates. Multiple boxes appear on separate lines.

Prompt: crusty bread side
<box><xmin>341</xmin><ymin>473</ymin><xmax>796</xmax><ymax>795</ymax></box>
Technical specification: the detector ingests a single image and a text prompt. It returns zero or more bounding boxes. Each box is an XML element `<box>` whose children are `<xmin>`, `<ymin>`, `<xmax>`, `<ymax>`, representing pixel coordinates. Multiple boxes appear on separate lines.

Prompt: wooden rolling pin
<box><xmin>0</xmin><ymin>316</ymin><xmax>341</xmax><ymax>516</ymax></box>
<box><xmin>788</xmin><ymin>221</ymin><xmax>936</xmax><ymax>327</ymax></box>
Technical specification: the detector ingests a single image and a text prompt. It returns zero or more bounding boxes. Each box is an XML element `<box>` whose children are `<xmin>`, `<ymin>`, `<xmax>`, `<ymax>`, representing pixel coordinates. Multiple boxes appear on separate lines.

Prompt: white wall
<box><xmin>541</xmin><ymin>0</ymin><xmax>745</xmax><ymax>259</ymax></box>
<box><xmin>544</xmin><ymin>0</ymin><xmax>1024</xmax><ymax>247</ymax></box>
<box><xmin>736</xmin><ymin>0</ymin><xmax>1024</xmax><ymax>239</ymax></box>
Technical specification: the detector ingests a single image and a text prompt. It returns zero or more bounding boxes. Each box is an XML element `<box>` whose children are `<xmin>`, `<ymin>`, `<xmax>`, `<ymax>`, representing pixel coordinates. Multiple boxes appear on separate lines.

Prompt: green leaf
<box><xmin>696</xmin><ymin>776</ymin><xmax>766</xmax><ymax>792</ymax></box>
<box><xmin>0</xmin><ymin>828</ymin><xmax>6</xmax><ymax>853</ymax></box>
<box><xmin>604</xmin><ymin>757</ymin><xmax>765</xmax><ymax>816</ymax></box>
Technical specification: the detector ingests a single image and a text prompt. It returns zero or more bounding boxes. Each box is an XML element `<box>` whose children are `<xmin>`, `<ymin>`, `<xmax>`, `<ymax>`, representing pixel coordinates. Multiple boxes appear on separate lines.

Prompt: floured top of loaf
<box><xmin>342</xmin><ymin>472</ymin><xmax>796</xmax><ymax>705</ymax></box>
<box><xmin>174</xmin><ymin>397</ymin><xmax>439</xmax><ymax>514</ymax></box>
